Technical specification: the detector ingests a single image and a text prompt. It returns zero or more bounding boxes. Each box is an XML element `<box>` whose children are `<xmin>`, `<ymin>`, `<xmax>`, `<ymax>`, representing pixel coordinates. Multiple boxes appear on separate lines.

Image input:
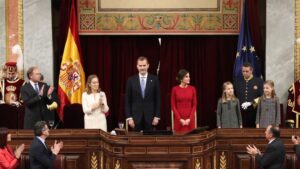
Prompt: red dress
<box><xmin>171</xmin><ymin>85</ymin><xmax>197</xmax><ymax>132</ymax></box>
<box><xmin>0</xmin><ymin>145</ymin><xmax>19</xmax><ymax>169</ymax></box>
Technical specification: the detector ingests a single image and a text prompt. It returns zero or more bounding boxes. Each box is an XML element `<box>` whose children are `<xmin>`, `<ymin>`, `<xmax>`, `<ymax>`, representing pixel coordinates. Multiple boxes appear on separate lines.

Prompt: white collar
<box><xmin>36</xmin><ymin>136</ymin><xmax>46</xmax><ymax>145</ymax></box>
<box><xmin>139</xmin><ymin>73</ymin><xmax>148</xmax><ymax>79</ymax></box>
<box><xmin>29</xmin><ymin>80</ymin><xmax>38</xmax><ymax>87</ymax></box>
<box><xmin>268</xmin><ymin>138</ymin><xmax>276</xmax><ymax>144</ymax></box>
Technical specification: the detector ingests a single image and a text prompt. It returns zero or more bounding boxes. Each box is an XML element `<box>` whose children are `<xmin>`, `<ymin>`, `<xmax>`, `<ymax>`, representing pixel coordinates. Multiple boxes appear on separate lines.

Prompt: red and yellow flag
<box><xmin>58</xmin><ymin>0</ymin><xmax>85</xmax><ymax>121</ymax></box>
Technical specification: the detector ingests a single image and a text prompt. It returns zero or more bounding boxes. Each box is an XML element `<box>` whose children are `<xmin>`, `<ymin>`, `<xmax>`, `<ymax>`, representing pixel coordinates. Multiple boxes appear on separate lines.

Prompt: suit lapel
<box><xmin>134</xmin><ymin>75</ymin><xmax>143</xmax><ymax>98</ymax></box>
<box><xmin>144</xmin><ymin>75</ymin><xmax>152</xmax><ymax>98</ymax></box>
<box><xmin>27</xmin><ymin>82</ymin><xmax>37</xmax><ymax>95</ymax></box>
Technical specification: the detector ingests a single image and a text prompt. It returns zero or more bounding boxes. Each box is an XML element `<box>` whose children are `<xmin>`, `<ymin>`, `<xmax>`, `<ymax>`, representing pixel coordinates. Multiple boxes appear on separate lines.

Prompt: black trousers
<box><xmin>134</xmin><ymin>113</ymin><xmax>154</xmax><ymax>131</ymax></box>
<box><xmin>241</xmin><ymin>106</ymin><xmax>256</xmax><ymax>128</ymax></box>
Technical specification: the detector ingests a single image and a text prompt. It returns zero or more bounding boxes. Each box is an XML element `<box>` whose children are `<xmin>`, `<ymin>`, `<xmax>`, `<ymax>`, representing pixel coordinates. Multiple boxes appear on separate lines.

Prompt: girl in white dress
<box><xmin>82</xmin><ymin>75</ymin><xmax>109</xmax><ymax>131</ymax></box>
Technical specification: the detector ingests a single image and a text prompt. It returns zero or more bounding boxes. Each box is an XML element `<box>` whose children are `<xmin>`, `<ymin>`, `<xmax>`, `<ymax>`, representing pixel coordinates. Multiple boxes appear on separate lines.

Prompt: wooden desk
<box><xmin>9</xmin><ymin>129</ymin><xmax>300</xmax><ymax>169</ymax></box>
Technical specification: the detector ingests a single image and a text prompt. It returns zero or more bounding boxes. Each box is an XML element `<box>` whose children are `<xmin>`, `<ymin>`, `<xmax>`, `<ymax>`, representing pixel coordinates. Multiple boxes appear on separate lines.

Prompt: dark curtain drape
<box><xmin>57</xmin><ymin>0</ymin><xmax>264</xmax><ymax>130</ymax></box>
<box><xmin>159</xmin><ymin>36</ymin><xmax>238</xmax><ymax>129</ymax></box>
<box><xmin>80</xmin><ymin>36</ymin><xmax>160</xmax><ymax>129</ymax></box>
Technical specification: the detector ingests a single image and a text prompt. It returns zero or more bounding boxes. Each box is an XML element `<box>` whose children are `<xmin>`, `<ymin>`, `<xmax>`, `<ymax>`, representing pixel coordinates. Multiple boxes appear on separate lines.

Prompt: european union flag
<box><xmin>233</xmin><ymin>0</ymin><xmax>261</xmax><ymax>79</ymax></box>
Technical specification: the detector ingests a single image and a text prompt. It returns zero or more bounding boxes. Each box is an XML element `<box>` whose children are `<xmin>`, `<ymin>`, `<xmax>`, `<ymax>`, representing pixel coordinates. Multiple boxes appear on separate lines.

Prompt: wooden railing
<box><xmin>7</xmin><ymin>128</ymin><xmax>300</xmax><ymax>169</ymax></box>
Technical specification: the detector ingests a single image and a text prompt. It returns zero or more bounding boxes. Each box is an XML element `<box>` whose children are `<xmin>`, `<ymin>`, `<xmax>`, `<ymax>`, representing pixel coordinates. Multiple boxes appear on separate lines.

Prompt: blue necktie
<box><xmin>34</xmin><ymin>83</ymin><xmax>39</xmax><ymax>94</ymax></box>
<box><xmin>141</xmin><ymin>77</ymin><xmax>146</xmax><ymax>98</ymax></box>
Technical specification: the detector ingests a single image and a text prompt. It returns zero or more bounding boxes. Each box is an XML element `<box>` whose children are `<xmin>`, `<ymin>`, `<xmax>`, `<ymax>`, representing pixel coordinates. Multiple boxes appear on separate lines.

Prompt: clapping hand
<box><xmin>39</xmin><ymin>85</ymin><xmax>45</xmax><ymax>96</ymax></box>
<box><xmin>292</xmin><ymin>135</ymin><xmax>300</xmax><ymax>145</ymax></box>
<box><xmin>47</xmin><ymin>86</ymin><xmax>54</xmax><ymax>96</ymax></box>
<box><xmin>14</xmin><ymin>144</ymin><xmax>25</xmax><ymax>159</ymax></box>
<box><xmin>246</xmin><ymin>145</ymin><xmax>261</xmax><ymax>156</ymax></box>
<box><xmin>51</xmin><ymin>140</ymin><xmax>63</xmax><ymax>155</ymax></box>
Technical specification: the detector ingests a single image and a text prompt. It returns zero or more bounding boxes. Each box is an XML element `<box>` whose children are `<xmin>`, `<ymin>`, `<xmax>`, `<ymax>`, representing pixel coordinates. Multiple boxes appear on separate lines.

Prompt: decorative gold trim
<box><xmin>220</xmin><ymin>152</ymin><xmax>227</xmax><ymax>169</ymax></box>
<box><xmin>100</xmin><ymin>151</ymin><xmax>103</xmax><ymax>169</ymax></box>
<box><xmin>195</xmin><ymin>158</ymin><xmax>201</xmax><ymax>169</ymax></box>
<box><xmin>18</xmin><ymin>0</ymin><xmax>23</xmax><ymax>52</ymax></box>
<box><xmin>91</xmin><ymin>152</ymin><xmax>98</xmax><ymax>169</ymax></box>
<box><xmin>214</xmin><ymin>151</ymin><xmax>216</xmax><ymax>169</ymax></box>
<box><xmin>296</xmin><ymin>0</ymin><xmax>300</xmax><ymax>80</ymax></box>
<box><xmin>5</xmin><ymin>0</ymin><xmax>9</xmax><ymax>60</ymax></box>
<box><xmin>115</xmin><ymin>160</ymin><xmax>121</xmax><ymax>169</ymax></box>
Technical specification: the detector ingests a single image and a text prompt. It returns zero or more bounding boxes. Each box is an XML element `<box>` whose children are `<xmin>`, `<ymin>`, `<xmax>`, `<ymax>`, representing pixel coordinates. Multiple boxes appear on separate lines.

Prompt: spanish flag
<box><xmin>58</xmin><ymin>0</ymin><xmax>85</xmax><ymax>121</ymax></box>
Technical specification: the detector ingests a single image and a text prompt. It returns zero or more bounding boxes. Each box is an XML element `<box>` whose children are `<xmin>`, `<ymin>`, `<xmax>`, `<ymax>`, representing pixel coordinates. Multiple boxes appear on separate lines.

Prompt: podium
<box><xmin>9</xmin><ymin>128</ymin><xmax>300</xmax><ymax>169</ymax></box>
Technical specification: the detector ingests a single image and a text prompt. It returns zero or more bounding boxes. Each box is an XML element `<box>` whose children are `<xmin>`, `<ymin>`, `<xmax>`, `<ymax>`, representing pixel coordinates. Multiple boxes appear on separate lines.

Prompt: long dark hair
<box><xmin>0</xmin><ymin>127</ymin><xmax>9</xmax><ymax>149</ymax></box>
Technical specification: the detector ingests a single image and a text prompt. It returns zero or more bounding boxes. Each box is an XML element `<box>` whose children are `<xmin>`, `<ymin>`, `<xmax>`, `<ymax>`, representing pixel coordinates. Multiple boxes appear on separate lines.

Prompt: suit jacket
<box><xmin>29</xmin><ymin>137</ymin><xmax>56</xmax><ymax>169</ymax></box>
<box><xmin>234</xmin><ymin>77</ymin><xmax>263</xmax><ymax>104</ymax></box>
<box><xmin>296</xmin><ymin>145</ymin><xmax>300</xmax><ymax>159</ymax></box>
<box><xmin>125</xmin><ymin>74</ymin><xmax>160</xmax><ymax>127</ymax></box>
<box><xmin>255</xmin><ymin>138</ymin><xmax>286</xmax><ymax>169</ymax></box>
<box><xmin>0</xmin><ymin>145</ymin><xmax>19</xmax><ymax>169</ymax></box>
<box><xmin>20</xmin><ymin>82</ymin><xmax>55</xmax><ymax>129</ymax></box>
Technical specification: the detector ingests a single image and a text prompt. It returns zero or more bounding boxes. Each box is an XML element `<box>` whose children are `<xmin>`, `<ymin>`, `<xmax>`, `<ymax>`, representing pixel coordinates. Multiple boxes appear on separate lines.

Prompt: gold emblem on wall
<box><xmin>220</xmin><ymin>152</ymin><xmax>227</xmax><ymax>169</ymax></box>
<box><xmin>91</xmin><ymin>152</ymin><xmax>98</xmax><ymax>169</ymax></box>
<box><xmin>114</xmin><ymin>160</ymin><xmax>121</xmax><ymax>169</ymax></box>
<box><xmin>195</xmin><ymin>158</ymin><xmax>201</xmax><ymax>169</ymax></box>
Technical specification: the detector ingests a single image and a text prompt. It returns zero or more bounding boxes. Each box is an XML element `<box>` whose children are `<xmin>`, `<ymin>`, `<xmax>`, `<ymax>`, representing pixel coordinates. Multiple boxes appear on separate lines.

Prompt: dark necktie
<box><xmin>34</xmin><ymin>83</ymin><xmax>39</xmax><ymax>94</ymax></box>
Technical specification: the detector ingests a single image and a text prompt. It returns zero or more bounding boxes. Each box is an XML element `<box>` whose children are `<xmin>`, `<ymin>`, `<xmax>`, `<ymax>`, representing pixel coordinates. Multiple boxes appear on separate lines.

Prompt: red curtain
<box><xmin>159</xmin><ymin>36</ymin><xmax>238</xmax><ymax>129</ymax></box>
<box><xmin>80</xmin><ymin>36</ymin><xmax>160</xmax><ymax>129</ymax></box>
<box><xmin>57</xmin><ymin>0</ymin><xmax>264</xmax><ymax>130</ymax></box>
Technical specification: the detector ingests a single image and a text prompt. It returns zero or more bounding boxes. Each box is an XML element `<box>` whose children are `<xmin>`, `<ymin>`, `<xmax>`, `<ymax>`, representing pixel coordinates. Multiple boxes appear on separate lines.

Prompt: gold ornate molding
<box><xmin>18</xmin><ymin>0</ymin><xmax>23</xmax><ymax>52</ymax></box>
<box><xmin>5</xmin><ymin>0</ymin><xmax>24</xmax><ymax>60</ymax></box>
<box><xmin>219</xmin><ymin>152</ymin><xmax>227</xmax><ymax>169</ymax></box>
<box><xmin>91</xmin><ymin>152</ymin><xmax>98</xmax><ymax>169</ymax></box>
<box><xmin>100</xmin><ymin>151</ymin><xmax>103</xmax><ymax>169</ymax></box>
<box><xmin>296</xmin><ymin>0</ymin><xmax>300</xmax><ymax>80</ymax></box>
<box><xmin>195</xmin><ymin>158</ymin><xmax>201</xmax><ymax>169</ymax></box>
<box><xmin>114</xmin><ymin>160</ymin><xmax>121</xmax><ymax>169</ymax></box>
<box><xmin>214</xmin><ymin>151</ymin><xmax>217</xmax><ymax>169</ymax></box>
<box><xmin>5</xmin><ymin>0</ymin><xmax>8</xmax><ymax>60</ymax></box>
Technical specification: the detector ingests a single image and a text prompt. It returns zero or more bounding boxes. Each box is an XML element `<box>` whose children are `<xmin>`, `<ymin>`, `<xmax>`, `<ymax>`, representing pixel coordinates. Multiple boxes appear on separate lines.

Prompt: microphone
<box><xmin>54</xmin><ymin>120</ymin><xmax>62</xmax><ymax>129</ymax></box>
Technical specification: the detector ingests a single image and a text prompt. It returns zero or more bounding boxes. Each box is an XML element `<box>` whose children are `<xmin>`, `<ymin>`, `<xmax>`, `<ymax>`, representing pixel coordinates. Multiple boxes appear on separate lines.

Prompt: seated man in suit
<box><xmin>29</xmin><ymin>121</ymin><xmax>63</xmax><ymax>169</ymax></box>
<box><xmin>246</xmin><ymin>125</ymin><xmax>285</xmax><ymax>169</ymax></box>
<box><xmin>291</xmin><ymin>135</ymin><xmax>300</xmax><ymax>159</ymax></box>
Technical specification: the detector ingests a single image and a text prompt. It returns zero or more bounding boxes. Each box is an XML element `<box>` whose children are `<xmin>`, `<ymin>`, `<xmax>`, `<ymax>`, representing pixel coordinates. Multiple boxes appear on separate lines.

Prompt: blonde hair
<box><xmin>263</xmin><ymin>80</ymin><xmax>276</xmax><ymax>98</ymax></box>
<box><xmin>85</xmin><ymin>74</ymin><xmax>101</xmax><ymax>94</ymax></box>
<box><xmin>221</xmin><ymin>81</ymin><xmax>236</xmax><ymax>103</ymax></box>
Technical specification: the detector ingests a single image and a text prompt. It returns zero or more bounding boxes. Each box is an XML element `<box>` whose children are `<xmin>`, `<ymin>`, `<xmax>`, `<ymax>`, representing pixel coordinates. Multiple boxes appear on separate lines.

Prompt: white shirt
<box><xmin>139</xmin><ymin>73</ymin><xmax>148</xmax><ymax>84</ymax></box>
<box><xmin>29</xmin><ymin>80</ymin><xmax>39</xmax><ymax>91</ymax></box>
<box><xmin>268</xmin><ymin>138</ymin><xmax>276</xmax><ymax>144</ymax></box>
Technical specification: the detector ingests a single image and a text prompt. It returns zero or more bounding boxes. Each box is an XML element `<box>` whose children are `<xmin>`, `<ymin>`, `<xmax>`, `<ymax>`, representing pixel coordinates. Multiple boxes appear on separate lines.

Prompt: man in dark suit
<box><xmin>234</xmin><ymin>62</ymin><xmax>263</xmax><ymax>127</ymax></box>
<box><xmin>29</xmin><ymin>121</ymin><xmax>63</xmax><ymax>169</ymax></box>
<box><xmin>246</xmin><ymin>125</ymin><xmax>285</xmax><ymax>169</ymax></box>
<box><xmin>125</xmin><ymin>56</ymin><xmax>161</xmax><ymax>131</ymax></box>
<box><xmin>21</xmin><ymin>67</ymin><xmax>57</xmax><ymax>129</ymax></box>
<box><xmin>291</xmin><ymin>135</ymin><xmax>300</xmax><ymax>159</ymax></box>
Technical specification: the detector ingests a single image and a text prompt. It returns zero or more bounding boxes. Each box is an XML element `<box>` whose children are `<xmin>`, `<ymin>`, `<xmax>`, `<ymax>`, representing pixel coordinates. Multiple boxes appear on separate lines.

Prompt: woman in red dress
<box><xmin>171</xmin><ymin>69</ymin><xmax>197</xmax><ymax>133</ymax></box>
<box><xmin>0</xmin><ymin>127</ymin><xmax>25</xmax><ymax>169</ymax></box>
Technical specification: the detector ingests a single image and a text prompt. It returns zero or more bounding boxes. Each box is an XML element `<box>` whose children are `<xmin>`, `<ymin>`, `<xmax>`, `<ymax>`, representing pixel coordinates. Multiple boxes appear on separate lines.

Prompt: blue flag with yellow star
<box><xmin>233</xmin><ymin>0</ymin><xmax>261</xmax><ymax>79</ymax></box>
